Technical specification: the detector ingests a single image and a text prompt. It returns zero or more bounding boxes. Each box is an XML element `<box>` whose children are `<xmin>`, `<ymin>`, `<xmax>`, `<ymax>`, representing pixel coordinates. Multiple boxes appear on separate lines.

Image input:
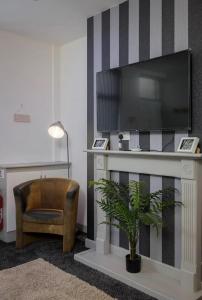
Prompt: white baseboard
<box><xmin>0</xmin><ymin>230</ymin><xmax>16</xmax><ymax>243</ymax></box>
<box><xmin>85</xmin><ymin>238</ymin><xmax>95</xmax><ymax>249</ymax></box>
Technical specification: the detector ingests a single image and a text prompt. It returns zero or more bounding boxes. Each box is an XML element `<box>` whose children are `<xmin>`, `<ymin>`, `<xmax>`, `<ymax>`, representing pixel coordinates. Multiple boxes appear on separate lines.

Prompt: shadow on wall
<box><xmin>77</xmin><ymin>189</ymin><xmax>87</xmax><ymax>230</ymax></box>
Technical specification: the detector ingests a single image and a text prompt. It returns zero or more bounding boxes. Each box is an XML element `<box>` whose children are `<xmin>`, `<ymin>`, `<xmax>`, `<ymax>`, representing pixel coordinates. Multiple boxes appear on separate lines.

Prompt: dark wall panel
<box><xmin>101</xmin><ymin>10</ymin><xmax>110</xmax><ymax>140</ymax></box>
<box><xmin>139</xmin><ymin>0</ymin><xmax>150</xmax><ymax>148</ymax></box>
<box><xmin>118</xmin><ymin>2</ymin><xmax>129</xmax><ymax>249</ymax></box>
<box><xmin>119</xmin><ymin>171</ymin><xmax>129</xmax><ymax>249</ymax></box>
<box><xmin>162</xmin><ymin>132</ymin><xmax>175</xmax><ymax>152</ymax></box>
<box><xmin>87</xmin><ymin>17</ymin><xmax>94</xmax><ymax>240</ymax></box>
<box><xmin>139</xmin><ymin>174</ymin><xmax>150</xmax><ymax>257</ymax></box>
<box><xmin>102</xmin><ymin>9</ymin><xmax>110</xmax><ymax>71</ymax></box>
<box><xmin>162</xmin><ymin>177</ymin><xmax>175</xmax><ymax>266</ymax></box>
<box><xmin>162</xmin><ymin>0</ymin><xmax>174</xmax><ymax>55</ymax></box>
<box><xmin>139</xmin><ymin>0</ymin><xmax>150</xmax><ymax>61</ymax></box>
<box><xmin>189</xmin><ymin>0</ymin><xmax>202</xmax><ymax>142</ymax></box>
<box><xmin>139</xmin><ymin>132</ymin><xmax>150</xmax><ymax>151</ymax></box>
<box><xmin>119</xmin><ymin>1</ymin><xmax>129</xmax><ymax>67</ymax></box>
<box><xmin>162</xmin><ymin>0</ymin><xmax>175</xmax><ymax>152</ymax></box>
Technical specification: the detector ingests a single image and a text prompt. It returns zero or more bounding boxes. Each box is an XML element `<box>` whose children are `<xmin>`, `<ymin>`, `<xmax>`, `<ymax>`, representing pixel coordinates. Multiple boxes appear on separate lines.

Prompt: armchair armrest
<box><xmin>13</xmin><ymin>180</ymin><xmax>33</xmax><ymax>214</ymax></box>
<box><xmin>14</xmin><ymin>180</ymin><xmax>36</xmax><ymax>249</ymax></box>
<box><xmin>63</xmin><ymin>180</ymin><xmax>79</xmax><ymax>252</ymax></box>
<box><xmin>66</xmin><ymin>183</ymin><xmax>79</xmax><ymax>202</ymax></box>
<box><xmin>64</xmin><ymin>181</ymin><xmax>80</xmax><ymax>209</ymax></box>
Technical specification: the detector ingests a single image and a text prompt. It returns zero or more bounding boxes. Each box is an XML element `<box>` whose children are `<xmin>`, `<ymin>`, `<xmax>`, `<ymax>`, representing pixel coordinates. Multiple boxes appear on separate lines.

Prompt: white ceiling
<box><xmin>0</xmin><ymin>0</ymin><xmax>124</xmax><ymax>45</ymax></box>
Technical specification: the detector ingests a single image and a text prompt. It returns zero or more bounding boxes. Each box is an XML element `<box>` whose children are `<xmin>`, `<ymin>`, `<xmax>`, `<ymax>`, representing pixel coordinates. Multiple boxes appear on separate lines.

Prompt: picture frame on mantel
<box><xmin>92</xmin><ymin>138</ymin><xmax>109</xmax><ymax>150</ymax></box>
<box><xmin>177</xmin><ymin>137</ymin><xmax>199</xmax><ymax>153</ymax></box>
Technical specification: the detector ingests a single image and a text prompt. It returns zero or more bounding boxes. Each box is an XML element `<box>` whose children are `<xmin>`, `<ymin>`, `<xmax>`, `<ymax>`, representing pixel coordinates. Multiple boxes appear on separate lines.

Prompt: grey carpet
<box><xmin>0</xmin><ymin>234</ymin><xmax>156</xmax><ymax>300</ymax></box>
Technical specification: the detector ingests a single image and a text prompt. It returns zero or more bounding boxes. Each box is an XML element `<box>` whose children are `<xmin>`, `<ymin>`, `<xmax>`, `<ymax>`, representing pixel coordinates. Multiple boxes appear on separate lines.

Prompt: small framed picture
<box><xmin>92</xmin><ymin>138</ymin><xmax>109</xmax><ymax>150</ymax></box>
<box><xmin>177</xmin><ymin>137</ymin><xmax>199</xmax><ymax>153</ymax></box>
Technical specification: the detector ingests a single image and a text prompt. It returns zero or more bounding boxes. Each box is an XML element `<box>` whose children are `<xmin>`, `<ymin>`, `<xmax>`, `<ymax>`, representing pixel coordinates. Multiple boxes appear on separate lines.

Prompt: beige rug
<box><xmin>0</xmin><ymin>258</ymin><xmax>115</xmax><ymax>300</ymax></box>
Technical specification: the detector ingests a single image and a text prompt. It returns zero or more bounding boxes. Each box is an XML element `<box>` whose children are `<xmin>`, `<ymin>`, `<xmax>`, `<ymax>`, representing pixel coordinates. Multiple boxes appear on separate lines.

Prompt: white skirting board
<box><xmin>0</xmin><ymin>230</ymin><xmax>16</xmax><ymax>243</ymax></box>
<box><xmin>74</xmin><ymin>242</ymin><xmax>202</xmax><ymax>300</ymax></box>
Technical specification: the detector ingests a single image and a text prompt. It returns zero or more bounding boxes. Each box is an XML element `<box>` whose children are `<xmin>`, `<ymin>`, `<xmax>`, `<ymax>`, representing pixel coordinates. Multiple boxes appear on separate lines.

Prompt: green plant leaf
<box><xmin>89</xmin><ymin>178</ymin><xmax>182</xmax><ymax>258</ymax></box>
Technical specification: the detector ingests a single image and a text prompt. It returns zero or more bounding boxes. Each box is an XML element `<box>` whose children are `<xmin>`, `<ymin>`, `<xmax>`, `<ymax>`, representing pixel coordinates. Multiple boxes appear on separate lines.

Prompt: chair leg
<box><xmin>63</xmin><ymin>232</ymin><xmax>75</xmax><ymax>253</ymax></box>
<box><xmin>16</xmin><ymin>229</ymin><xmax>25</xmax><ymax>249</ymax></box>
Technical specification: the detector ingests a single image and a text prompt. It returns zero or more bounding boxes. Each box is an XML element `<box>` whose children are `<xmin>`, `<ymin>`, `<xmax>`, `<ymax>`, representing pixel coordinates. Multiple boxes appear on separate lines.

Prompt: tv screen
<box><xmin>96</xmin><ymin>50</ymin><xmax>191</xmax><ymax>132</ymax></box>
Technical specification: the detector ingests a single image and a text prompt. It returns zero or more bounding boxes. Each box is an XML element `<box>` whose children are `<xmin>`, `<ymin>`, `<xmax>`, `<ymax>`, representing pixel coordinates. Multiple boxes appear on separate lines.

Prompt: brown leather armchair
<box><xmin>13</xmin><ymin>178</ymin><xmax>79</xmax><ymax>252</ymax></box>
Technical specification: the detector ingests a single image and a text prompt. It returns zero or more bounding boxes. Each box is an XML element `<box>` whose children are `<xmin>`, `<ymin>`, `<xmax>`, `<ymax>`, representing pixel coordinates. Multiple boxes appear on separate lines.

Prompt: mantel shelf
<box><xmin>85</xmin><ymin>149</ymin><xmax>202</xmax><ymax>160</ymax></box>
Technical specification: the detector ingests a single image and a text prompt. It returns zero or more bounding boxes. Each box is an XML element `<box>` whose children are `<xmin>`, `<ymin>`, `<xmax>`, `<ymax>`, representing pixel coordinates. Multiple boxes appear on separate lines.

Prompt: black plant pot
<box><xmin>126</xmin><ymin>254</ymin><xmax>141</xmax><ymax>273</ymax></box>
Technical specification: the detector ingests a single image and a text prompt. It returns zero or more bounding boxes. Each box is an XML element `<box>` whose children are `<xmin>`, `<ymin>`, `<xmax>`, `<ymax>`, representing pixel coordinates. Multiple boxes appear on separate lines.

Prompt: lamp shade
<box><xmin>48</xmin><ymin>121</ymin><xmax>65</xmax><ymax>139</ymax></box>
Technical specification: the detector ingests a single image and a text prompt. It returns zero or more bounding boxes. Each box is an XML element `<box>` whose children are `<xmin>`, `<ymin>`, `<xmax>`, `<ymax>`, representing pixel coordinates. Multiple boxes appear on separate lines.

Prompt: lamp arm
<box><xmin>65</xmin><ymin>131</ymin><xmax>70</xmax><ymax>178</ymax></box>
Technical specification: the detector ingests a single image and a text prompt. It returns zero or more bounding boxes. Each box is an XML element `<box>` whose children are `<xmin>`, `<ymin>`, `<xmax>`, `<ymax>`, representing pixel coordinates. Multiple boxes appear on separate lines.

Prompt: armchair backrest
<box><xmin>24</xmin><ymin>178</ymin><xmax>78</xmax><ymax>211</ymax></box>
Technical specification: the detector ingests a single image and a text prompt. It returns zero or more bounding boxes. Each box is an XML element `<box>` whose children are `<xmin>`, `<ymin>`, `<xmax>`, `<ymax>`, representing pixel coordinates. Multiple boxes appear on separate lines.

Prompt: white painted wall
<box><xmin>59</xmin><ymin>37</ymin><xmax>87</xmax><ymax>227</ymax></box>
<box><xmin>0</xmin><ymin>30</ymin><xmax>87</xmax><ymax>228</ymax></box>
<box><xmin>0</xmin><ymin>30</ymin><xmax>59</xmax><ymax>163</ymax></box>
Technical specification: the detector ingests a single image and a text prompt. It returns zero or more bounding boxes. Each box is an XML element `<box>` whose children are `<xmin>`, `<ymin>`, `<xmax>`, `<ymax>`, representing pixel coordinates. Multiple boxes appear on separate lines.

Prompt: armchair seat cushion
<box><xmin>23</xmin><ymin>208</ymin><xmax>64</xmax><ymax>225</ymax></box>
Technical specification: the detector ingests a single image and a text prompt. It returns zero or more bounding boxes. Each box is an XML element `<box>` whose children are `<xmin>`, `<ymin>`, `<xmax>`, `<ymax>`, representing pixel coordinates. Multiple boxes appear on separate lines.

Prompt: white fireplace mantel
<box><xmin>75</xmin><ymin>150</ymin><xmax>202</xmax><ymax>300</ymax></box>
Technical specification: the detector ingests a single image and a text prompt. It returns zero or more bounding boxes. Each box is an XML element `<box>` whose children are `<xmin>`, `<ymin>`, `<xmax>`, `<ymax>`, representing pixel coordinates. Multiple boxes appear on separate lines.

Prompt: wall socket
<box><xmin>119</xmin><ymin>132</ymin><xmax>130</xmax><ymax>140</ymax></box>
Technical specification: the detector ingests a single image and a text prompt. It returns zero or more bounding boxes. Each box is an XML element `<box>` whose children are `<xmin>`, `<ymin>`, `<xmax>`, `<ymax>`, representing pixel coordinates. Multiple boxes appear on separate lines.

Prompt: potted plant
<box><xmin>90</xmin><ymin>179</ymin><xmax>181</xmax><ymax>273</ymax></box>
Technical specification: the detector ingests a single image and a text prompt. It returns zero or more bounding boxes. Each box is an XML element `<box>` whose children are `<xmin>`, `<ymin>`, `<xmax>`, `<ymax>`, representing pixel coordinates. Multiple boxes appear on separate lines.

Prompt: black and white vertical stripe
<box><xmin>87</xmin><ymin>0</ymin><xmax>190</xmax><ymax>267</ymax></box>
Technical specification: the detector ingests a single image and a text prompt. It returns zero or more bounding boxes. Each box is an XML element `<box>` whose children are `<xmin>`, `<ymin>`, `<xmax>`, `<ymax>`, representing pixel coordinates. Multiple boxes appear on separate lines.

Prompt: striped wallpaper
<box><xmin>87</xmin><ymin>0</ymin><xmax>200</xmax><ymax>268</ymax></box>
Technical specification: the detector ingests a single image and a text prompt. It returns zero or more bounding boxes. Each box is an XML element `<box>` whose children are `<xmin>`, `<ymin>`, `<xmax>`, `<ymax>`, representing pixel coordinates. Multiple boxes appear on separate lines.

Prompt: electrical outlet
<box><xmin>119</xmin><ymin>132</ymin><xmax>130</xmax><ymax>140</ymax></box>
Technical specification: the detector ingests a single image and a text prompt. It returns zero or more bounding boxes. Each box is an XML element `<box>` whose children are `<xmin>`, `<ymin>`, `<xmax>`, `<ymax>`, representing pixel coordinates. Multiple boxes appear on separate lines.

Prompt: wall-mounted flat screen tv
<box><xmin>96</xmin><ymin>50</ymin><xmax>191</xmax><ymax>132</ymax></box>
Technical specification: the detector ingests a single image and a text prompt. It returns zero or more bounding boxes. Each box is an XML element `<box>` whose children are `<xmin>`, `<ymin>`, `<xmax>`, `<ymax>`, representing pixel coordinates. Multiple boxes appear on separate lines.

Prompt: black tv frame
<box><xmin>96</xmin><ymin>49</ymin><xmax>192</xmax><ymax>133</ymax></box>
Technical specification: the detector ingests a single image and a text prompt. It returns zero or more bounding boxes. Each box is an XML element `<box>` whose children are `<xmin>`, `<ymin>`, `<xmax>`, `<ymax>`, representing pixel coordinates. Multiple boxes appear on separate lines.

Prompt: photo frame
<box><xmin>177</xmin><ymin>137</ymin><xmax>199</xmax><ymax>153</ymax></box>
<box><xmin>92</xmin><ymin>138</ymin><xmax>109</xmax><ymax>150</ymax></box>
